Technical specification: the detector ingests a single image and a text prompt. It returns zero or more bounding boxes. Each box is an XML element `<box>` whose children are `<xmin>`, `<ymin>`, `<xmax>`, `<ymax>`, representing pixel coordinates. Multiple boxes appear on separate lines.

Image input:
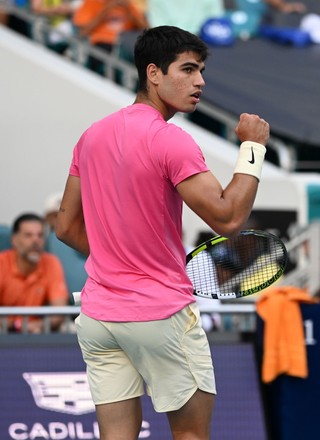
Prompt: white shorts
<box><xmin>75</xmin><ymin>303</ymin><xmax>216</xmax><ymax>413</ymax></box>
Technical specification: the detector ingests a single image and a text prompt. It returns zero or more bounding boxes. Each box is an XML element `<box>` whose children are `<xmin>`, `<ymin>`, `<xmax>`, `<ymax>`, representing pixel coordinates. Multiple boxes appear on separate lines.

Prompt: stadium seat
<box><xmin>0</xmin><ymin>224</ymin><xmax>11</xmax><ymax>251</ymax></box>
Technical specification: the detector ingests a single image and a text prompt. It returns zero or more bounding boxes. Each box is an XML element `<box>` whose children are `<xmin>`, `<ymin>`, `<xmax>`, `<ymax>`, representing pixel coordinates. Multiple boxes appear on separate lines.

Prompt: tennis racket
<box><xmin>186</xmin><ymin>229</ymin><xmax>288</xmax><ymax>300</ymax></box>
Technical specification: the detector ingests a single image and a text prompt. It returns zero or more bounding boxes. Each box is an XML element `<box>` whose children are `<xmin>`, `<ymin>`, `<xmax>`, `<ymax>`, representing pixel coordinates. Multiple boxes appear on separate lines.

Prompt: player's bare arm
<box><xmin>177</xmin><ymin>171</ymin><xmax>259</xmax><ymax>237</ymax></box>
<box><xmin>56</xmin><ymin>175</ymin><xmax>90</xmax><ymax>256</ymax></box>
<box><xmin>177</xmin><ymin>113</ymin><xmax>269</xmax><ymax>237</ymax></box>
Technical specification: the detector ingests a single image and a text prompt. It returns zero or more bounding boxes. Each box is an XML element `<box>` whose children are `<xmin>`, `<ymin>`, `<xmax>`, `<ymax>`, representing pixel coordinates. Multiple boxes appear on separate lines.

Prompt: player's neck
<box><xmin>134</xmin><ymin>93</ymin><xmax>176</xmax><ymax>121</ymax></box>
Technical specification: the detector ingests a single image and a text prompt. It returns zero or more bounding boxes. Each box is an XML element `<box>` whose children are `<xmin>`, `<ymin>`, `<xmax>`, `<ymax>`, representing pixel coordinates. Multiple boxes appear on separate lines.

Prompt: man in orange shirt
<box><xmin>73</xmin><ymin>0</ymin><xmax>148</xmax><ymax>75</ymax></box>
<box><xmin>0</xmin><ymin>213</ymin><xmax>69</xmax><ymax>333</ymax></box>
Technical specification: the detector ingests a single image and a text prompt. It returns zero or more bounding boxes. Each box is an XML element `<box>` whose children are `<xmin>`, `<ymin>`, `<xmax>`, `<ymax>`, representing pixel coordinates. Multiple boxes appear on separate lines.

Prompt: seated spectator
<box><xmin>30</xmin><ymin>0</ymin><xmax>78</xmax><ymax>54</ymax></box>
<box><xmin>0</xmin><ymin>213</ymin><xmax>69</xmax><ymax>333</ymax></box>
<box><xmin>72</xmin><ymin>0</ymin><xmax>148</xmax><ymax>76</ymax></box>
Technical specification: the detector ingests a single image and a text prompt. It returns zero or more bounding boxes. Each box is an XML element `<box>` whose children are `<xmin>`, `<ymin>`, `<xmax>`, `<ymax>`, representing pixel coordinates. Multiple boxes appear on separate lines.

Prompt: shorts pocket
<box><xmin>185</xmin><ymin>303</ymin><xmax>200</xmax><ymax>333</ymax></box>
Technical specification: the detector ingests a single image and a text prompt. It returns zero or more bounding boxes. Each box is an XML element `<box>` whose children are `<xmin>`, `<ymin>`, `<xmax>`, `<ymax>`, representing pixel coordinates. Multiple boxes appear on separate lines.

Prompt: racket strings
<box><xmin>186</xmin><ymin>235</ymin><xmax>287</xmax><ymax>298</ymax></box>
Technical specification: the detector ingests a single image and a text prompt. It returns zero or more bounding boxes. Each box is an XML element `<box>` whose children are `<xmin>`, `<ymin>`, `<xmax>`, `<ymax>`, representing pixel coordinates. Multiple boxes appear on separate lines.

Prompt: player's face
<box><xmin>12</xmin><ymin>221</ymin><xmax>45</xmax><ymax>264</ymax></box>
<box><xmin>157</xmin><ymin>51</ymin><xmax>205</xmax><ymax>118</ymax></box>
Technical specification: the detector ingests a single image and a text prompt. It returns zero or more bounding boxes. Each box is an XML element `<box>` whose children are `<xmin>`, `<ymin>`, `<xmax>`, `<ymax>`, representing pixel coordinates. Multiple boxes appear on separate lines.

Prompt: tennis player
<box><xmin>56</xmin><ymin>25</ymin><xmax>269</xmax><ymax>440</ymax></box>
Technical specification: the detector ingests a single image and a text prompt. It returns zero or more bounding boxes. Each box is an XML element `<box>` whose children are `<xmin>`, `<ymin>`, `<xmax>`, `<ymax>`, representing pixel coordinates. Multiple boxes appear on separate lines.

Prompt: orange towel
<box><xmin>256</xmin><ymin>286</ymin><xmax>317</xmax><ymax>383</ymax></box>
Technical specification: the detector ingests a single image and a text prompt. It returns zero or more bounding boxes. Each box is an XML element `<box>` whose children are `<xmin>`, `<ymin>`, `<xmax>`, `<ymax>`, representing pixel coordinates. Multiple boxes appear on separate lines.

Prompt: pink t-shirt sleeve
<box><xmin>153</xmin><ymin>124</ymin><xmax>209</xmax><ymax>186</ymax></box>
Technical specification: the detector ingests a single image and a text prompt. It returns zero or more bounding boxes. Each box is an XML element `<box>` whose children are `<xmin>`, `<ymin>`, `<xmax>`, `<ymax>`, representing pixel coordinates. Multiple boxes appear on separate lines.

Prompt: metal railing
<box><xmin>1</xmin><ymin>4</ymin><xmax>139</xmax><ymax>89</ymax></box>
<box><xmin>0</xmin><ymin>304</ymin><xmax>257</xmax><ymax>334</ymax></box>
<box><xmin>0</xmin><ymin>306</ymin><xmax>79</xmax><ymax>334</ymax></box>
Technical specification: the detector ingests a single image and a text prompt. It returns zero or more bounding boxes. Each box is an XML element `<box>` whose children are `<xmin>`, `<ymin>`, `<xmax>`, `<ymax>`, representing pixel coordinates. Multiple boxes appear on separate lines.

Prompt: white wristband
<box><xmin>234</xmin><ymin>141</ymin><xmax>266</xmax><ymax>181</ymax></box>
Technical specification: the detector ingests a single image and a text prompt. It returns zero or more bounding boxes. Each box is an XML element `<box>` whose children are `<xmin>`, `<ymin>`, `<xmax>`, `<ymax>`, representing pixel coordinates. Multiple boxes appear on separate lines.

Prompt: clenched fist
<box><xmin>235</xmin><ymin>113</ymin><xmax>270</xmax><ymax>146</ymax></box>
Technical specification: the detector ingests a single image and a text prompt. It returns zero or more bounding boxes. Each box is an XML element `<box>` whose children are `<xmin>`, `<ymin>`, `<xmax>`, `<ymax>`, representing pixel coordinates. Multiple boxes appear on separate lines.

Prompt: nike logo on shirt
<box><xmin>248</xmin><ymin>147</ymin><xmax>255</xmax><ymax>164</ymax></box>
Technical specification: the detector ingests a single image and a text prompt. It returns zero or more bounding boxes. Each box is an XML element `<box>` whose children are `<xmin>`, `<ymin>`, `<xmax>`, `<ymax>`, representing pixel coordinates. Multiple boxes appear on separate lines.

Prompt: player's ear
<box><xmin>146</xmin><ymin>63</ymin><xmax>160</xmax><ymax>85</ymax></box>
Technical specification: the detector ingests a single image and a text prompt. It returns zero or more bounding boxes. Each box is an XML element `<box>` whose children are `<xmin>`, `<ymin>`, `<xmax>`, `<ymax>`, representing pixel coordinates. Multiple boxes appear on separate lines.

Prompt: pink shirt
<box><xmin>70</xmin><ymin>104</ymin><xmax>209</xmax><ymax>321</ymax></box>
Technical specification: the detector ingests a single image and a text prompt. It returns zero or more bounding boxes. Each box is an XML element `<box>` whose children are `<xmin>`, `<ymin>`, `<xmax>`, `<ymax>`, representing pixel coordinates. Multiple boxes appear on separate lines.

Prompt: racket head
<box><xmin>186</xmin><ymin>229</ymin><xmax>288</xmax><ymax>300</ymax></box>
